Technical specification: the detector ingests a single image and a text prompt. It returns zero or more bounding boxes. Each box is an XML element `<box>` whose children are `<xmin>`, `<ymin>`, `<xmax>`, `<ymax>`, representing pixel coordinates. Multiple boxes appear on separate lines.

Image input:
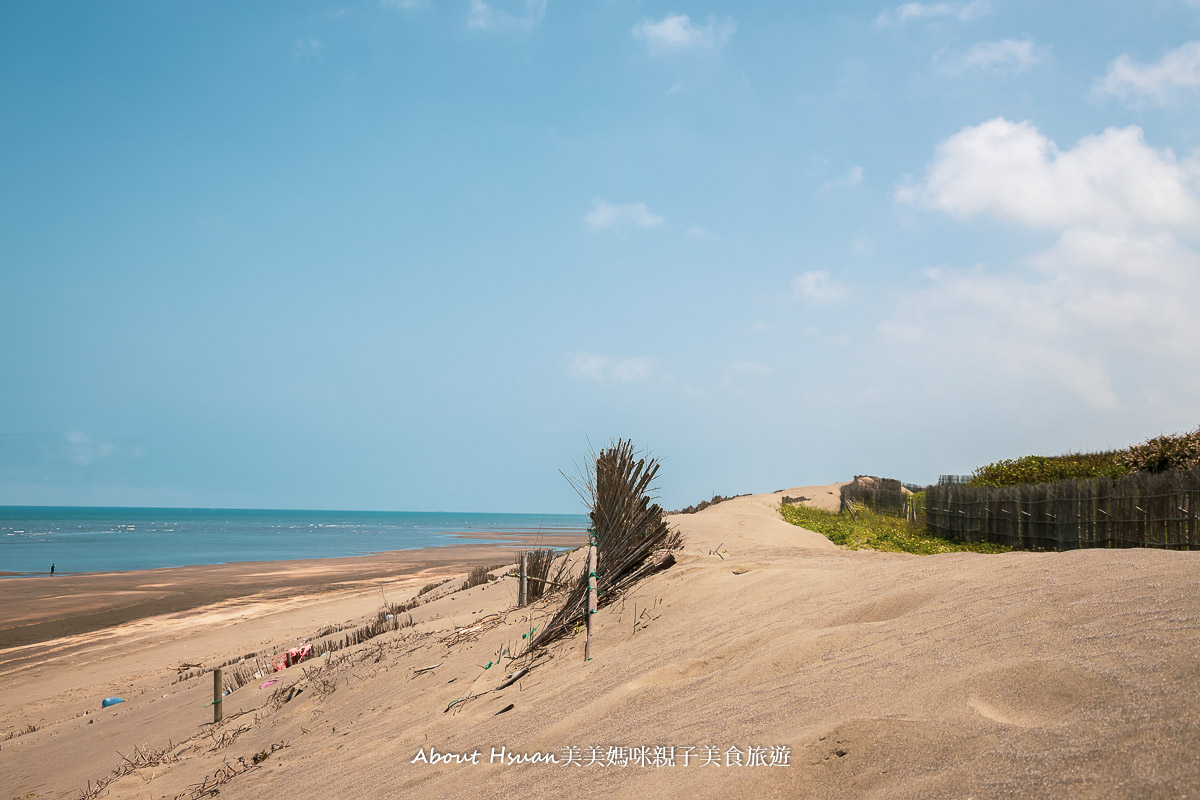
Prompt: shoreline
<box><xmin>0</xmin><ymin>530</ymin><xmax>585</xmax><ymax>651</ymax></box>
<box><xmin>0</xmin><ymin>528</ymin><xmax>584</xmax><ymax>580</ymax></box>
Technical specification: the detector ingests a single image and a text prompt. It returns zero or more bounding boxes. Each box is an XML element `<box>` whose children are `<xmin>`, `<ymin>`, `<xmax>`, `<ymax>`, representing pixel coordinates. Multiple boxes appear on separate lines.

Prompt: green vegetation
<box><xmin>967</xmin><ymin>425</ymin><xmax>1200</xmax><ymax>488</ymax></box>
<box><xmin>969</xmin><ymin>452</ymin><xmax>1127</xmax><ymax>488</ymax></box>
<box><xmin>780</xmin><ymin>502</ymin><xmax>1010</xmax><ymax>555</ymax></box>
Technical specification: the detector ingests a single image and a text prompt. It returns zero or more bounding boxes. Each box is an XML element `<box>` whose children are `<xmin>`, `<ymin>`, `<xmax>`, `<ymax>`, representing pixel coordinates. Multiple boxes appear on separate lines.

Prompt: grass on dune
<box><xmin>780</xmin><ymin>503</ymin><xmax>1010</xmax><ymax>555</ymax></box>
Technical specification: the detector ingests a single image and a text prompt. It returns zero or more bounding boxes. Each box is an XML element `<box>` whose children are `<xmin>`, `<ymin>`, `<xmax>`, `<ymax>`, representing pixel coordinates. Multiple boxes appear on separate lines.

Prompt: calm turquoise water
<box><xmin>0</xmin><ymin>507</ymin><xmax>589</xmax><ymax>576</ymax></box>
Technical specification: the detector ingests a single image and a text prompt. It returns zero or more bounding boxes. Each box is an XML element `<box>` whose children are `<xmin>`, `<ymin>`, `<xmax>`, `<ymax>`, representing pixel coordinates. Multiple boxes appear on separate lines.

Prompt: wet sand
<box><xmin>0</xmin><ymin>531</ymin><xmax>584</xmax><ymax>651</ymax></box>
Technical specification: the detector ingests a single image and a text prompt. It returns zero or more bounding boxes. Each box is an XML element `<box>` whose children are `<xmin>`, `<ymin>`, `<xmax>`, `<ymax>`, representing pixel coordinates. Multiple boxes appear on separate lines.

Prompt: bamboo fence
<box><xmin>840</xmin><ymin>478</ymin><xmax>907</xmax><ymax>517</ymax></box>
<box><xmin>937</xmin><ymin>474</ymin><xmax>974</xmax><ymax>486</ymax></box>
<box><xmin>925</xmin><ymin>465</ymin><xmax>1200</xmax><ymax>550</ymax></box>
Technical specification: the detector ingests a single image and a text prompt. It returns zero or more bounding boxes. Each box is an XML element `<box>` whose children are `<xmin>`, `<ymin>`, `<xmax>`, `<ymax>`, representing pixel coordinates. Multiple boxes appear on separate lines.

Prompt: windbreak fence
<box><xmin>925</xmin><ymin>466</ymin><xmax>1200</xmax><ymax>550</ymax></box>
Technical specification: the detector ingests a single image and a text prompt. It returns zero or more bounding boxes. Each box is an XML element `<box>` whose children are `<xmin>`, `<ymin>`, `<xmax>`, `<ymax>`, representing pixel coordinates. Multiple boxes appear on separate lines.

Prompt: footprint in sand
<box><xmin>965</xmin><ymin>661</ymin><xmax>1111</xmax><ymax>727</ymax></box>
<box><xmin>820</xmin><ymin>586</ymin><xmax>941</xmax><ymax>627</ymax></box>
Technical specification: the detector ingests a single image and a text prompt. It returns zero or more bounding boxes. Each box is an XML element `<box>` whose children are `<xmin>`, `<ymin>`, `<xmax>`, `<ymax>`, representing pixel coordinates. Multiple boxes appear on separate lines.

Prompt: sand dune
<box><xmin>2</xmin><ymin>484</ymin><xmax>1199</xmax><ymax>799</ymax></box>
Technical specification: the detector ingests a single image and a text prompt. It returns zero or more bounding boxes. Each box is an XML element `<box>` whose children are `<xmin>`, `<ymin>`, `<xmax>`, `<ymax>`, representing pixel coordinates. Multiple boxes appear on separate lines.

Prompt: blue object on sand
<box><xmin>101</xmin><ymin>697</ymin><xmax>124</xmax><ymax>708</ymax></box>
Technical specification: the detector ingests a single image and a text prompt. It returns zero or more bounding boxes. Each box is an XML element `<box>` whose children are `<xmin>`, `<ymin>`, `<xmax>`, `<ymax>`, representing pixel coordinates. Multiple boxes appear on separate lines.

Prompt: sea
<box><xmin>0</xmin><ymin>507</ymin><xmax>590</xmax><ymax>576</ymax></box>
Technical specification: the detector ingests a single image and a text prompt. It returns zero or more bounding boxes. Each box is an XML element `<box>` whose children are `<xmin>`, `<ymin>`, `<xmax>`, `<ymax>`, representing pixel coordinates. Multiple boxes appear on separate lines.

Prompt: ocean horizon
<box><xmin>0</xmin><ymin>506</ymin><xmax>590</xmax><ymax>576</ymax></box>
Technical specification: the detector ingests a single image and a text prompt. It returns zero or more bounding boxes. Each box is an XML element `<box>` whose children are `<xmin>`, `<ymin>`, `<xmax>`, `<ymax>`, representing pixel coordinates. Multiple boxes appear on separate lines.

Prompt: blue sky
<box><xmin>2</xmin><ymin>1</ymin><xmax>1199</xmax><ymax>512</ymax></box>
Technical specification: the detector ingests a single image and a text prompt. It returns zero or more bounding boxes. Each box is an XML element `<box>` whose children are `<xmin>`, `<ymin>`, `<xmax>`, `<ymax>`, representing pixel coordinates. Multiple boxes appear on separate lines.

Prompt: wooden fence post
<box><xmin>584</xmin><ymin>541</ymin><xmax>597</xmax><ymax>662</ymax></box>
<box><xmin>213</xmin><ymin>668</ymin><xmax>223</xmax><ymax>723</ymax></box>
<box><xmin>519</xmin><ymin>552</ymin><xmax>528</xmax><ymax>606</ymax></box>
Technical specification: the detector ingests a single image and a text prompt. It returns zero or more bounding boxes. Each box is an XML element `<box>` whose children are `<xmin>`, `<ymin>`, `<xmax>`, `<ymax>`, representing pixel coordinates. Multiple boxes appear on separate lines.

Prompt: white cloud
<box><xmin>1029</xmin><ymin>228</ymin><xmax>1200</xmax><ymax>356</ymax></box>
<box><xmin>1094</xmin><ymin>41</ymin><xmax>1200</xmax><ymax>106</ymax></box>
<box><xmin>292</xmin><ymin>37</ymin><xmax>323</xmax><ymax>61</ymax></box>
<box><xmin>897</xmin><ymin>117</ymin><xmax>1200</xmax><ymax>232</ymax></box>
<box><xmin>822</xmin><ymin>165</ymin><xmax>864</xmax><ymax>191</ymax></box>
<box><xmin>792</xmin><ymin>270</ymin><xmax>847</xmax><ymax>304</ymax></box>
<box><xmin>585</xmin><ymin>199</ymin><xmax>664</xmax><ymax>230</ymax></box>
<box><xmin>686</xmin><ymin>224</ymin><xmax>719</xmax><ymax>240</ymax></box>
<box><xmin>936</xmin><ymin>38</ymin><xmax>1046</xmax><ymax>75</ymax></box>
<box><xmin>887</xmin><ymin>117</ymin><xmax>1200</xmax><ymax>413</ymax></box>
<box><xmin>875</xmin><ymin>1</ymin><xmax>991</xmax><ymax>27</ymax></box>
<box><xmin>880</xmin><ymin>267</ymin><xmax>1122</xmax><ymax>409</ymax></box>
<box><xmin>468</xmin><ymin>0</ymin><xmax>546</xmax><ymax>32</ymax></box>
<box><xmin>571</xmin><ymin>353</ymin><xmax>655</xmax><ymax>383</ymax></box>
<box><xmin>632</xmin><ymin>14</ymin><xmax>735</xmax><ymax>53</ymax></box>
<box><xmin>381</xmin><ymin>0</ymin><xmax>426</xmax><ymax>9</ymax></box>
<box><xmin>65</xmin><ymin>431</ymin><xmax>117</xmax><ymax>466</ymax></box>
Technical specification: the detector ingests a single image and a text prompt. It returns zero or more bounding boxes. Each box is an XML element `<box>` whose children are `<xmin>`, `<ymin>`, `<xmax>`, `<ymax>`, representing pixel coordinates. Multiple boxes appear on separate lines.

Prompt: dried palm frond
<box><xmin>530</xmin><ymin>439</ymin><xmax>681</xmax><ymax>651</ymax></box>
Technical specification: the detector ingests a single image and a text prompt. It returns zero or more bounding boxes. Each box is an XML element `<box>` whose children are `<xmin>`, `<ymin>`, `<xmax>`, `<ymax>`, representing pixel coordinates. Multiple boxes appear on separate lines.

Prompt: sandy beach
<box><xmin>0</xmin><ymin>530</ymin><xmax>583</xmax><ymax>651</ymax></box>
<box><xmin>3</xmin><ymin>484</ymin><xmax>1199</xmax><ymax>799</ymax></box>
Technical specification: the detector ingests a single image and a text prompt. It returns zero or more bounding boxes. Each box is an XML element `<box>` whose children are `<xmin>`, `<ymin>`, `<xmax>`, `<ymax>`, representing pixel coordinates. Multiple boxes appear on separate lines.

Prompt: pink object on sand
<box><xmin>271</xmin><ymin>642</ymin><xmax>315</xmax><ymax>672</ymax></box>
<box><xmin>259</xmin><ymin>679</ymin><xmax>279</xmax><ymax>689</ymax></box>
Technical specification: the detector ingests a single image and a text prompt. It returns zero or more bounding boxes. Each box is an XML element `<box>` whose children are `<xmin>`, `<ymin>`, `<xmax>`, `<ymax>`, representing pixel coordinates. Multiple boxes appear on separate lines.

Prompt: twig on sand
<box><xmin>439</xmin><ymin>613</ymin><xmax>506</xmax><ymax>648</ymax></box>
<box><xmin>443</xmin><ymin>666</ymin><xmax>530</xmax><ymax>714</ymax></box>
<box><xmin>175</xmin><ymin>742</ymin><xmax>287</xmax><ymax>800</ymax></box>
<box><xmin>444</xmin><ymin>692</ymin><xmax>487</xmax><ymax>714</ymax></box>
<box><xmin>496</xmin><ymin>668</ymin><xmax>527</xmax><ymax>690</ymax></box>
<box><xmin>78</xmin><ymin>742</ymin><xmax>181</xmax><ymax>799</ymax></box>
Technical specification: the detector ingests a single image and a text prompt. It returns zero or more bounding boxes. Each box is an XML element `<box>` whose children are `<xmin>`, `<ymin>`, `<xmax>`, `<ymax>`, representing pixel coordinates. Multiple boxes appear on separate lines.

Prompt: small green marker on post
<box><xmin>584</xmin><ymin>530</ymin><xmax>597</xmax><ymax>662</ymax></box>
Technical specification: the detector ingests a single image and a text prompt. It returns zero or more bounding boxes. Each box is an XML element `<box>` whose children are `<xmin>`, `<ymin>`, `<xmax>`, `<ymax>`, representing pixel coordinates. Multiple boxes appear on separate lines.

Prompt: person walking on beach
<box><xmin>50</xmin><ymin>563</ymin><xmax>55</xmax><ymax>575</ymax></box>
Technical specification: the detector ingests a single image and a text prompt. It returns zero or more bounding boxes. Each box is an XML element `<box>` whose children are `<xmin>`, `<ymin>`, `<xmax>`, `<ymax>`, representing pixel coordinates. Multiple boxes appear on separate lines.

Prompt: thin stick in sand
<box><xmin>213</xmin><ymin>668</ymin><xmax>223</xmax><ymax>723</ymax></box>
<box><xmin>585</xmin><ymin>541</ymin><xmax>597</xmax><ymax>661</ymax></box>
<box><xmin>519</xmin><ymin>552</ymin><xmax>527</xmax><ymax>606</ymax></box>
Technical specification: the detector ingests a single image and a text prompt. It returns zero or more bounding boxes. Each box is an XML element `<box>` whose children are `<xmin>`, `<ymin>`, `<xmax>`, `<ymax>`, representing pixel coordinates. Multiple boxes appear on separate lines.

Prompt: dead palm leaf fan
<box><xmin>530</xmin><ymin>439</ymin><xmax>681</xmax><ymax>650</ymax></box>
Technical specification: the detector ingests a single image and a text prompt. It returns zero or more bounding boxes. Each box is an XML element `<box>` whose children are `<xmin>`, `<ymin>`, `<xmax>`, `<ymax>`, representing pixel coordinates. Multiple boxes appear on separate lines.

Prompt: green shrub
<box><xmin>969</xmin><ymin>427</ymin><xmax>1200</xmax><ymax>487</ymax></box>
<box><xmin>968</xmin><ymin>452</ymin><xmax>1127</xmax><ymax>488</ymax></box>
